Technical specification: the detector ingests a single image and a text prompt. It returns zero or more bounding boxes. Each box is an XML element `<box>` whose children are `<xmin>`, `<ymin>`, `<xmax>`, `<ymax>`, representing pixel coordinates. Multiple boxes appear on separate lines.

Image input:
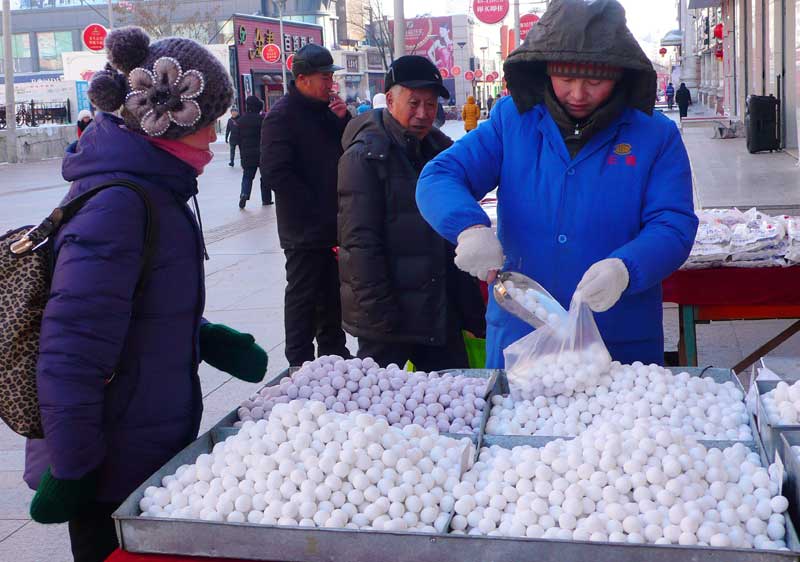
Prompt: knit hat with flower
<box><xmin>88</xmin><ymin>27</ymin><xmax>233</xmax><ymax>139</ymax></box>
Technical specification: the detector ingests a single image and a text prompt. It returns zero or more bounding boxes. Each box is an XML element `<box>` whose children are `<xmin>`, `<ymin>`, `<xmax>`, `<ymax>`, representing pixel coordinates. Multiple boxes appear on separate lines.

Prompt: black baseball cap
<box><xmin>291</xmin><ymin>44</ymin><xmax>342</xmax><ymax>77</ymax></box>
<box><xmin>385</xmin><ymin>56</ymin><xmax>450</xmax><ymax>99</ymax></box>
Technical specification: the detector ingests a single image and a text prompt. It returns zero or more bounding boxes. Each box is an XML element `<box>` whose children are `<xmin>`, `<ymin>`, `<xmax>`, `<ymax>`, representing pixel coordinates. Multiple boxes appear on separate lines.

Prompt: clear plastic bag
<box><xmin>503</xmin><ymin>294</ymin><xmax>612</xmax><ymax>401</ymax></box>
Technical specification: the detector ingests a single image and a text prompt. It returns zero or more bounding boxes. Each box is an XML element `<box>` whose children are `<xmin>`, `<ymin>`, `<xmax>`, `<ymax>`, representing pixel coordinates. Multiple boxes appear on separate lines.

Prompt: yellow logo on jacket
<box><xmin>614</xmin><ymin>143</ymin><xmax>632</xmax><ymax>156</ymax></box>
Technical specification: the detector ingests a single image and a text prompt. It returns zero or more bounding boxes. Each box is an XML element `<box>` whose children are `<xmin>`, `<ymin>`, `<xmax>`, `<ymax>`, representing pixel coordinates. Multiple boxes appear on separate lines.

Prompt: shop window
<box><xmin>37</xmin><ymin>30</ymin><xmax>73</xmax><ymax>71</ymax></box>
<box><xmin>0</xmin><ymin>33</ymin><xmax>34</xmax><ymax>74</ymax></box>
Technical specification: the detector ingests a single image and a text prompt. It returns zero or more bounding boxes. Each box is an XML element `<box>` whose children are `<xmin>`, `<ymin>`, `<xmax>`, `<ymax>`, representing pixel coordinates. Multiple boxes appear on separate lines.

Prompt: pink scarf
<box><xmin>146</xmin><ymin>137</ymin><xmax>213</xmax><ymax>175</ymax></box>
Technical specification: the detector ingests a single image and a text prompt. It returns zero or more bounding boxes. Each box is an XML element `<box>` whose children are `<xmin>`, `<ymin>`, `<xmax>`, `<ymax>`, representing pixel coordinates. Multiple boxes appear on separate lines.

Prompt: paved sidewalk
<box><xmin>2</xmin><ymin>119</ymin><xmax>800</xmax><ymax>561</ymax></box>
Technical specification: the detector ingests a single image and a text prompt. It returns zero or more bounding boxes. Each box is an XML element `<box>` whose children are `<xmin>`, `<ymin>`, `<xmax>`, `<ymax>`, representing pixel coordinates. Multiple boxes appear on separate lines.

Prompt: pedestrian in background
<box><xmin>487</xmin><ymin>95</ymin><xmax>495</xmax><ymax>113</ymax></box>
<box><xmin>260</xmin><ymin>43</ymin><xmax>351</xmax><ymax>366</ymax></box>
<box><xmin>676</xmin><ymin>82</ymin><xmax>692</xmax><ymax>119</ymax></box>
<box><xmin>357</xmin><ymin>99</ymin><xmax>371</xmax><ymax>114</ymax></box>
<box><xmin>24</xmin><ymin>27</ymin><xmax>268</xmax><ymax>562</ymax></box>
<box><xmin>338</xmin><ymin>56</ymin><xmax>485</xmax><ymax>371</ymax></box>
<box><xmin>462</xmin><ymin>95</ymin><xmax>480</xmax><ymax>132</ymax></box>
<box><xmin>225</xmin><ymin>107</ymin><xmax>240</xmax><ymax>167</ymax></box>
<box><xmin>237</xmin><ymin>96</ymin><xmax>272</xmax><ymax>208</ymax></box>
<box><xmin>76</xmin><ymin>109</ymin><xmax>93</xmax><ymax>138</ymax></box>
<box><xmin>666</xmin><ymin>81</ymin><xmax>675</xmax><ymax>110</ymax></box>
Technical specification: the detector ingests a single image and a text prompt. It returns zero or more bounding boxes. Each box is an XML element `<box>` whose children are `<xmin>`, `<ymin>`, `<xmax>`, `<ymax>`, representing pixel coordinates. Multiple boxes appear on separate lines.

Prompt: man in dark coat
<box><xmin>338</xmin><ymin>56</ymin><xmax>486</xmax><ymax>371</ymax></box>
<box><xmin>260</xmin><ymin>44</ymin><xmax>351</xmax><ymax>365</ymax></box>
<box><xmin>225</xmin><ymin>108</ymin><xmax>239</xmax><ymax>166</ymax></box>
<box><xmin>676</xmin><ymin>82</ymin><xmax>692</xmax><ymax>118</ymax></box>
<box><xmin>238</xmin><ymin>96</ymin><xmax>272</xmax><ymax>208</ymax></box>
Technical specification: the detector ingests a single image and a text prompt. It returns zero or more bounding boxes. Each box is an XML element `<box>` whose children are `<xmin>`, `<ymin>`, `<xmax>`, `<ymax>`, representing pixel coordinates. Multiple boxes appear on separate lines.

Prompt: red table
<box><xmin>662</xmin><ymin>267</ymin><xmax>800</xmax><ymax>373</ymax></box>
<box><xmin>108</xmin><ymin>549</ymin><xmax>255</xmax><ymax>562</ymax></box>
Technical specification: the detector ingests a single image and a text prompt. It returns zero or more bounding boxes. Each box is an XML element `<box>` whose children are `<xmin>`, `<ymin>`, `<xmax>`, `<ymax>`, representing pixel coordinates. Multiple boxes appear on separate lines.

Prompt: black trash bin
<box><xmin>746</xmin><ymin>95</ymin><xmax>780</xmax><ymax>153</ymax></box>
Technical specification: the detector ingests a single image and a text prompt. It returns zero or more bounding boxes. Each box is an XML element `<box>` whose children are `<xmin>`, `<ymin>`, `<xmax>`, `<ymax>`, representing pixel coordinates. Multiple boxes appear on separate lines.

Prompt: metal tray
<box><xmin>114</xmin><ymin>428</ymin><xmax>800</xmax><ymax>562</ymax></box>
<box><xmin>757</xmin><ymin>380</ymin><xmax>800</xmax><ymax>463</ymax></box>
<box><xmin>114</xmin><ymin>427</ymin><xmax>475</xmax><ymax>560</ymax></box>
<box><xmin>484</xmin><ymin>368</ymin><xmax>759</xmax><ymax>447</ymax></box>
<box><xmin>471</xmin><ymin>433</ymin><xmax>800</xmax><ymax>562</ymax></box>
<box><xmin>215</xmin><ymin>369</ymin><xmax>502</xmax><ymax>444</ymax></box>
<box><xmin>779</xmin><ymin>430</ymin><xmax>800</xmax><ymax>538</ymax></box>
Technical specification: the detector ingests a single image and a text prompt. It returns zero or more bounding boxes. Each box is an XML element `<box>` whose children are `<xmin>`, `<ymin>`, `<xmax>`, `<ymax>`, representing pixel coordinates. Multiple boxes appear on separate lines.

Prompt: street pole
<box><xmin>275</xmin><ymin>0</ymin><xmax>288</xmax><ymax>94</ymax></box>
<box><xmin>2</xmin><ymin>0</ymin><xmax>17</xmax><ymax>163</ymax></box>
<box><xmin>393</xmin><ymin>0</ymin><xmax>405</xmax><ymax>58</ymax></box>
<box><xmin>107</xmin><ymin>0</ymin><xmax>113</xmax><ymax>29</ymax></box>
<box><xmin>513</xmin><ymin>0</ymin><xmax>520</xmax><ymax>49</ymax></box>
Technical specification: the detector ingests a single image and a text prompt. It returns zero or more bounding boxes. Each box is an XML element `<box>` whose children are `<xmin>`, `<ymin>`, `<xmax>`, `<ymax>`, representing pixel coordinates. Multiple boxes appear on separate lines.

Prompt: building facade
<box><xmin>0</xmin><ymin>0</ymin><xmax>350</xmax><ymax>83</ymax></box>
<box><xmin>681</xmin><ymin>0</ymin><xmax>799</xmax><ymax>150</ymax></box>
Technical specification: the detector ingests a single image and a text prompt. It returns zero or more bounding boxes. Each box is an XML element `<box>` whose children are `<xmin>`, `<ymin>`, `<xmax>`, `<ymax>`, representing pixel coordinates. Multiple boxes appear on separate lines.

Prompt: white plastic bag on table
<box><xmin>503</xmin><ymin>294</ymin><xmax>612</xmax><ymax>401</ymax></box>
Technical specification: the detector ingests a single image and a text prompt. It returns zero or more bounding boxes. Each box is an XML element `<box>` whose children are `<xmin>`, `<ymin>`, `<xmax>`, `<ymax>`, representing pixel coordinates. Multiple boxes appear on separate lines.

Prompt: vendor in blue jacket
<box><xmin>416</xmin><ymin>0</ymin><xmax>698</xmax><ymax>369</ymax></box>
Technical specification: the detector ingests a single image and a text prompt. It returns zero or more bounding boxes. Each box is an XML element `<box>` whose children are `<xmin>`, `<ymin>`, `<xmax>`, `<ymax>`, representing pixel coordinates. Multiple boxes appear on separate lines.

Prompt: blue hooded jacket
<box><xmin>416</xmin><ymin>96</ymin><xmax>698</xmax><ymax>369</ymax></box>
<box><xmin>24</xmin><ymin>112</ymin><xmax>206</xmax><ymax>502</ymax></box>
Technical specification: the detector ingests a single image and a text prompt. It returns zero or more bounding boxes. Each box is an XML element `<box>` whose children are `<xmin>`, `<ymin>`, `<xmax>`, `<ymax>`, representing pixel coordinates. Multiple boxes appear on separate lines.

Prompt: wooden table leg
<box><xmin>732</xmin><ymin>320</ymin><xmax>800</xmax><ymax>374</ymax></box>
<box><xmin>680</xmin><ymin>305</ymin><xmax>698</xmax><ymax>367</ymax></box>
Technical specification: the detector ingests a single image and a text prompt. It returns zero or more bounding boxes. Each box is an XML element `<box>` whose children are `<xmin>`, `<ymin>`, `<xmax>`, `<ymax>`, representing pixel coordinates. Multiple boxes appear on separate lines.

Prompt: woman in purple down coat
<box><xmin>23</xmin><ymin>27</ymin><xmax>268</xmax><ymax>562</ymax></box>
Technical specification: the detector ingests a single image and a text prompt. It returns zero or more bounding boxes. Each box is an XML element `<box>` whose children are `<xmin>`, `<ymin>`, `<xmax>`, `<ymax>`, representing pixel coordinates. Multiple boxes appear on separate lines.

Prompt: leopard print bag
<box><xmin>0</xmin><ymin>180</ymin><xmax>155</xmax><ymax>438</ymax></box>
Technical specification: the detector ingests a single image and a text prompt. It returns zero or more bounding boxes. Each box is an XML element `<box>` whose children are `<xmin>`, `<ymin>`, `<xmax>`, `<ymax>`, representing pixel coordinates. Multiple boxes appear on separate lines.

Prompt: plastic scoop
<box><xmin>492</xmin><ymin>271</ymin><xmax>568</xmax><ymax>328</ymax></box>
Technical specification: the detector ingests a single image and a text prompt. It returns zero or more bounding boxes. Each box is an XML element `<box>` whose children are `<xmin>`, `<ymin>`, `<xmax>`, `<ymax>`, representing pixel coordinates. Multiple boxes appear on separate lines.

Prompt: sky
<box><xmin>380</xmin><ymin>0</ymin><xmax>679</xmax><ymax>59</ymax></box>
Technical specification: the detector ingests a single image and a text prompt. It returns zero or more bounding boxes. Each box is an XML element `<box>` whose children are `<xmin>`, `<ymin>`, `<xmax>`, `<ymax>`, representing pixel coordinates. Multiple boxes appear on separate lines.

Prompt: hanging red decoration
<box><xmin>659</xmin><ymin>47</ymin><xmax>668</xmax><ymax>57</ymax></box>
<box><xmin>713</xmin><ymin>23</ymin><xmax>724</xmax><ymax>40</ymax></box>
<box><xmin>715</xmin><ymin>46</ymin><xmax>724</xmax><ymax>60</ymax></box>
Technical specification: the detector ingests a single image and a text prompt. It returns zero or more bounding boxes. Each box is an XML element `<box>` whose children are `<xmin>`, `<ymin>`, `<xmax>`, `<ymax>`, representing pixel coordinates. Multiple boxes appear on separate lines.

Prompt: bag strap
<box><xmin>11</xmin><ymin>179</ymin><xmax>158</xmax><ymax>298</ymax></box>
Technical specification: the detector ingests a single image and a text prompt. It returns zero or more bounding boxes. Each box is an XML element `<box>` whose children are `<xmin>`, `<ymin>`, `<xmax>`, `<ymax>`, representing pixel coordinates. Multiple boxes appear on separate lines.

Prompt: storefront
<box><xmin>230</xmin><ymin>13</ymin><xmax>324</xmax><ymax>112</ymax></box>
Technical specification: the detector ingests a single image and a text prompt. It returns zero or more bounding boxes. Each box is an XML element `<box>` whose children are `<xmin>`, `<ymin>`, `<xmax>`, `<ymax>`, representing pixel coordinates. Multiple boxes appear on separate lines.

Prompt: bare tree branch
<box><xmin>114</xmin><ymin>0</ymin><xmax>222</xmax><ymax>42</ymax></box>
<box><xmin>346</xmin><ymin>0</ymin><xmax>393</xmax><ymax>70</ymax></box>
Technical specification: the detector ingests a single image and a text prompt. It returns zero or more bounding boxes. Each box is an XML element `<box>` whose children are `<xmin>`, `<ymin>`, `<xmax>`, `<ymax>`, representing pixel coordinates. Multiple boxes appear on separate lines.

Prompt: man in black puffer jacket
<box><xmin>237</xmin><ymin>96</ymin><xmax>272</xmax><ymax>208</ymax></box>
<box><xmin>337</xmin><ymin>56</ymin><xmax>486</xmax><ymax>371</ymax></box>
<box><xmin>260</xmin><ymin>44</ymin><xmax>351</xmax><ymax>366</ymax></box>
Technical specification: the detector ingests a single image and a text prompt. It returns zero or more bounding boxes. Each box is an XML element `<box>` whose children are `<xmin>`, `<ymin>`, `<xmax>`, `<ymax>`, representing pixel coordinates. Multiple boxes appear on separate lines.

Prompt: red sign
<box><xmin>390</xmin><ymin>17</ymin><xmax>455</xmax><ymax>70</ymax></box>
<box><xmin>519</xmin><ymin>13</ymin><xmax>540</xmax><ymax>42</ymax></box>
<box><xmin>261</xmin><ymin>43</ymin><xmax>281</xmax><ymax>64</ymax></box>
<box><xmin>82</xmin><ymin>24</ymin><xmax>108</xmax><ymax>52</ymax></box>
<box><xmin>474</xmin><ymin>69</ymin><xmax>484</xmax><ymax>80</ymax></box>
<box><xmin>286</xmin><ymin>54</ymin><xmax>294</xmax><ymax>71</ymax></box>
<box><xmin>439</xmin><ymin>67</ymin><xmax>450</xmax><ymax>79</ymax></box>
<box><xmin>451</xmin><ymin>65</ymin><xmax>462</xmax><ymax>77</ymax></box>
<box><xmin>488</xmin><ymin>72</ymin><xmax>498</xmax><ymax>81</ymax></box>
<box><xmin>464</xmin><ymin>70</ymin><xmax>475</xmax><ymax>81</ymax></box>
<box><xmin>473</xmin><ymin>0</ymin><xmax>509</xmax><ymax>25</ymax></box>
<box><xmin>659</xmin><ymin>47</ymin><xmax>668</xmax><ymax>57</ymax></box>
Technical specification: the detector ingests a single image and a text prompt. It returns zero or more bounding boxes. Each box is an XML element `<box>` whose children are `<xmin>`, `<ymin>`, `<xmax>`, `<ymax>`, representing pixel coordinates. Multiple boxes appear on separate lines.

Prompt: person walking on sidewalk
<box><xmin>237</xmin><ymin>96</ymin><xmax>272</xmax><ymax>208</ymax></box>
<box><xmin>225</xmin><ymin>107</ymin><xmax>240</xmax><ymax>166</ymax></box>
<box><xmin>666</xmin><ymin>82</ymin><xmax>675</xmax><ymax>111</ymax></box>
<box><xmin>462</xmin><ymin>95</ymin><xmax>480</xmax><ymax>132</ymax></box>
<box><xmin>23</xmin><ymin>27</ymin><xmax>268</xmax><ymax>562</ymax></box>
<box><xmin>260</xmin><ymin>43</ymin><xmax>351</xmax><ymax>366</ymax></box>
<box><xmin>338</xmin><ymin>56</ymin><xmax>486</xmax><ymax>371</ymax></box>
<box><xmin>417</xmin><ymin>0</ymin><xmax>698</xmax><ymax>369</ymax></box>
<box><xmin>676</xmin><ymin>82</ymin><xmax>692</xmax><ymax>119</ymax></box>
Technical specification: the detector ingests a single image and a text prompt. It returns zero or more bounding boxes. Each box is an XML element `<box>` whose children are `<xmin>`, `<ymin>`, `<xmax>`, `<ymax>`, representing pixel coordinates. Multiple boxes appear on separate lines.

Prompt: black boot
<box><xmin>239</xmin><ymin>196</ymin><xmax>246</xmax><ymax>209</ymax></box>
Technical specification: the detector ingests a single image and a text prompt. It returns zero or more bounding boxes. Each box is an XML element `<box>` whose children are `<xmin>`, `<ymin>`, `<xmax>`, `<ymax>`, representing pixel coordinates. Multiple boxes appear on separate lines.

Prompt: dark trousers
<box><xmin>284</xmin><ymin>248</ymin><xmax>349</xmax><ymax>365</ymax></box>
<box><xmin>357</xmin><ymin>300</ymin><xmax>469</xmax><ymax>372</ymax></box>
<box><xmin>241</xmin><ymin>166</ymin><xmax>272</xmax><ymax>204</ymax></box>
<box><xmin>68</xmin><ymin>502</ymin><xmax>120</xmax><ymax>562</ymax></box>
<box><xmin>679</xmin><ymin>103</ymin><xmax>689</xmax><ymax>118</ymax></box>
<box><xmin>229</xmin><ymin>142</ymin><xmax>237</xmax><ymax>164</ymax></box>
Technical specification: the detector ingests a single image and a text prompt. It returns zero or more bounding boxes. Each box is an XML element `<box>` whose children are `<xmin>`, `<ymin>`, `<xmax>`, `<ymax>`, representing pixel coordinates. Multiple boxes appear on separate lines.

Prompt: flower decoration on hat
<box><xmin>124</xmin><ymin>57</ymin><xmax>205</xmax><ymax>137</ymax></box>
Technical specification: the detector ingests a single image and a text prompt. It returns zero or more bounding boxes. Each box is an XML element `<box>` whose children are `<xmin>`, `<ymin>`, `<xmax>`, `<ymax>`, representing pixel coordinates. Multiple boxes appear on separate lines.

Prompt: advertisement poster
<box><xmin>394</xmin><ymin>17</ymin><xmax>455</xmax><ymax>71</ymax></box>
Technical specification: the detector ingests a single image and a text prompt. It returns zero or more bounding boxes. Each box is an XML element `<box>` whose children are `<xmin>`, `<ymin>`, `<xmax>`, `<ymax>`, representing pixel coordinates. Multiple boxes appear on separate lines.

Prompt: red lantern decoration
<box><xmin>715</xmin><ymin>46</ymin><xmax>724</xmax><ymax>61</ymax></box>
<box><xmin>713</xmin><ymin>23</ymin><xmax>724</xmax><ymax>40</ymax></box>
<box><xmin>659</xmin><ymin>47</ymin><xmax>668</xmax><ymax>57</ymax></box>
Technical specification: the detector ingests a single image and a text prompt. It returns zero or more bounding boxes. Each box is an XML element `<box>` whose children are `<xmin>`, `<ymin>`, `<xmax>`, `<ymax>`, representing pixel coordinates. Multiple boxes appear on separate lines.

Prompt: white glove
<box><xmin>455</xmin><ymin>226</ymin><xmax>504</xmax><ymax>281</ymax></box>
<box><xmin>576</xmin><ymin>258</ymin><xmax>629</xmax><ymax>312</ymax></box>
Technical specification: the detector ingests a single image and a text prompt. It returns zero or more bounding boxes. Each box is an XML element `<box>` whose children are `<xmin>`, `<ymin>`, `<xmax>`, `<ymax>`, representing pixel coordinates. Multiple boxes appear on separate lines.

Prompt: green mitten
<box><xmin>199</xmin><ymin>323</ymin><xmax>268</xmax><ymax>383</ymax></box>
<box><xmin>30</xmin><ymin>467</ymin><xmax>97</xmax><ymax>524</ymax></box>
